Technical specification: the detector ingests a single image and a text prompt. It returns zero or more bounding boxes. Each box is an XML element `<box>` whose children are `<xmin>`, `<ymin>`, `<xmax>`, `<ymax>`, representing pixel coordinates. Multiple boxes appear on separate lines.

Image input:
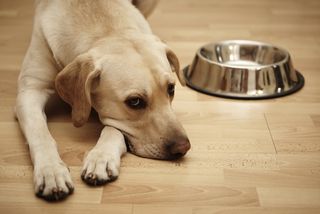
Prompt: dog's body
<box><xmin>16</xmin><ymin>0</ymin><xmax>190</xmax><ymax>201</ymax></box>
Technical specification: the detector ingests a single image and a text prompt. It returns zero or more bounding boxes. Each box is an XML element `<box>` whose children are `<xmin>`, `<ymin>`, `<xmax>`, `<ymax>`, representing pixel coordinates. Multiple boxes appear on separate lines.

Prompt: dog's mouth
<box><xmin>117</xmin><ymin>128</ymin><xmax>188</xmax><ymax>160</ymax></box>
<box><xmin>123</xmin><ymin>135</ymin><xmax>134</xmax><ymax>153</ymax></box>
<box><xmin>122</xmin><ymin>132</ymin><xmax>165</xmax><ymax>159</ymax></box>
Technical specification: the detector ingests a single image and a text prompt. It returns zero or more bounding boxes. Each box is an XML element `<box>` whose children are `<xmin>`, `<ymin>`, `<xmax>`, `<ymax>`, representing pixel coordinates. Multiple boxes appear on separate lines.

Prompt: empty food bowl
<box><xmin>183</xmin><ymin>40</ymin><xmax>304</xmax><ymax>99</ymax></box>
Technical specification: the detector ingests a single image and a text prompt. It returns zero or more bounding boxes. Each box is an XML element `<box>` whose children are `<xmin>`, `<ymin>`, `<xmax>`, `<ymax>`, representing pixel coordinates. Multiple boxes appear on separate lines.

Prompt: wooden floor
<box><xmin>1</xmin><ymin>0</ymin><xmax>320</xmax><ymax>213</ymax></box>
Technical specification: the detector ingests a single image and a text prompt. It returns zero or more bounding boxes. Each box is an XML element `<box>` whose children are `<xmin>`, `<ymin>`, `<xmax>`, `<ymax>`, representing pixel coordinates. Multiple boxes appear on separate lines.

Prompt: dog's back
<box><xmin>33</xmin><ymin>0</ymin><xmax>154</xmax><ymax>67</ymax></box>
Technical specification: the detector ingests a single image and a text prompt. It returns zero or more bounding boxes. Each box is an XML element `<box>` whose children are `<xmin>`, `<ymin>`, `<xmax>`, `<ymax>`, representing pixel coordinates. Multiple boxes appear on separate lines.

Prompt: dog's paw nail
<box><xmin>107</xmin><ymin>170</ymin><xmax>118</xmax><ymax>181</ymax></box>
<box><xmin>66</xmin><ymin>182</ymin><xmax>74</xmax><ymax>193</ymax></box>
<box><xmin>38</xmin><ymin>184</ymin><xmax>45</xmax><ymax>193</ymax></box>
<box><xmin>52</xmin><ymin>187</ymin><xmax>58</xmax><ymax>193</ymax></box>
<box><xmin>58</xmin><ymin>190</ymin><xmax>67</xmax><ymax>199</ymax></box>
<box><xmin>97</xmin><ymin>179</ymin><xmax>108</xmax><ymax>185</ymax></box>
<box><xmin>36</xmin><ymin>191</ymin><xmax>43</xmax><ymax>198</ymax></box>
<box><xmin>54</xmin><ymin>193</ymin><xmax>59</xmax><ymax>201</ymax></box>
<box><xmin>81</xmin><ymin>172</ymin><xmax>109</xmax><ymax>186</ymax></box>
<box><xmin>91</xmin><ymin>174</ymin><xmax>97</xmax><ymax>180</ymax></box>
<box><xmin>87</xmin><ymin>173</ymin><xmax>93</xmax><ymax>179</ymax></box>
<box><xmin>81</xmin><ymin>170</ymin><xmax>86</xmax><ymax>180</ymax></box>
<box><xmin>110</xmin><ymin>175</ymin><xmax>118</xmax><ymax>181</ymax></box>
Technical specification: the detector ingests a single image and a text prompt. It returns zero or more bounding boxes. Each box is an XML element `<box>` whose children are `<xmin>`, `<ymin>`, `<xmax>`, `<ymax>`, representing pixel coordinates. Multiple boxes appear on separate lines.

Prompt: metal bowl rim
<box><xmin>196</xmin><ymin>40</ymin><xmax>290</xmax><ymax>70</ymax></box>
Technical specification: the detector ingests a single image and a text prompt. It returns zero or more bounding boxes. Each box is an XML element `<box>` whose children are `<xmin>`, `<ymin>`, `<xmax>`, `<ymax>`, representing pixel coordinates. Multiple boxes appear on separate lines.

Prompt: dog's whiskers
<box><xmin>144</xmin><ymin>143</ymin><xmax>163</xmax><ymax>159</ymax></box>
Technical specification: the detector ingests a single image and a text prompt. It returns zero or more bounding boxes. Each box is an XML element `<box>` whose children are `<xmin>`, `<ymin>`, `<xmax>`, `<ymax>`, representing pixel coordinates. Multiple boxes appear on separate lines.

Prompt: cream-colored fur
<box><xmin>16</xmin><ymin>0</ymin><xmax>190</xmax><ymax>201</ymax></box>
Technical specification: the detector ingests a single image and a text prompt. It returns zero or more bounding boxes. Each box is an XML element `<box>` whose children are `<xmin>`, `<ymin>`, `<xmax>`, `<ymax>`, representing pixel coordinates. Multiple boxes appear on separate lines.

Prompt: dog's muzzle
<box><xmin>165</xmin><ymin>137</ymin><xmax>191</xmax><ymax>160</ymax></box>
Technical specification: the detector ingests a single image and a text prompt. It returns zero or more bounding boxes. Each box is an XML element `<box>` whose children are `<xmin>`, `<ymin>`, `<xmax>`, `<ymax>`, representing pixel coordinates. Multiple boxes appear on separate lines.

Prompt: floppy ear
<box><xmin>55</xmin><ymin>54</ymin><xmax>100</xmax><ymax>127</ymax></box>
<box><xmin>166</xmin><ymin>48</ymin><xmax>186</xmax><ymax>86</ymax></box>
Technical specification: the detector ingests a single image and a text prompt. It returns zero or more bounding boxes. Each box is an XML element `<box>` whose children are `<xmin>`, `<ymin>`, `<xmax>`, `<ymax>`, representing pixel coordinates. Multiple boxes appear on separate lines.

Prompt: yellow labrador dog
<box><xmin>16</xmin><ymin>0</ymin><xmax>190</xmax><ymax>201</ymax></box>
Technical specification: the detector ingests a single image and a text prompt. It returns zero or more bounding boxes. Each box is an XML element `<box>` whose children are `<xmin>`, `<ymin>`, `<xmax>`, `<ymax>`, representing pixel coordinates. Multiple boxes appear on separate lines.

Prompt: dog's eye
<box><xmin>168</xmin><ymin>84</ymin><xmax>175</xmax><ymax>97</ymax></box>
<box><xmin>125</xmin><ymin>97</ymin><xmax>146</xmax><ymax>109</ymax></box>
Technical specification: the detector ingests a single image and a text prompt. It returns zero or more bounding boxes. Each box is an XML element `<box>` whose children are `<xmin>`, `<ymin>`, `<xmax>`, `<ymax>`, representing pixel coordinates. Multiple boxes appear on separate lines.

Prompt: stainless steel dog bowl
<box><xmin>183</xmin><ymin>40</ymin><xmax>304</xmax><ymax>99</ymax></box>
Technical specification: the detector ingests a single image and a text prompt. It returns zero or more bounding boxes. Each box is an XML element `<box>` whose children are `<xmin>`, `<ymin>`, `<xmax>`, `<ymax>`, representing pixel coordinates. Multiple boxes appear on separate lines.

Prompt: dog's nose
<box><xmin>167</xmin><ymin>138</ymin><xmax>191</xmax><ymax>159</ymax></box>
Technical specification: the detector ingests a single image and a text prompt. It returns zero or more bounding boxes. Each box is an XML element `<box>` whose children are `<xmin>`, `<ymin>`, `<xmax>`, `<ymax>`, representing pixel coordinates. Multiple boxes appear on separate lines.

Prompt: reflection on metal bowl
<box><xmin>183</xmin><ymin>40</ymin><xmax>304</xmax><ymax>99</ymax></box>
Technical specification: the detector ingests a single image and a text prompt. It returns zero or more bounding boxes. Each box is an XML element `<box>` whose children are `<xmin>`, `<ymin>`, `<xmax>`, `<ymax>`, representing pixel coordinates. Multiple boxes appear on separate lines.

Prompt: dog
<box><xmin>16</xmin><ymin>0</ymin><xmax>190</xmax><ymax>201</ymax></box>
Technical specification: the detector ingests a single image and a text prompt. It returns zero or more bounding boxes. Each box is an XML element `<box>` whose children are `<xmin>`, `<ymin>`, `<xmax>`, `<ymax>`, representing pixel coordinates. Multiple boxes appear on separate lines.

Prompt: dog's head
<box><xmin>55</xmin><ymin>35</ymin><xmax>190</xmax><ymax>160</ymax></box>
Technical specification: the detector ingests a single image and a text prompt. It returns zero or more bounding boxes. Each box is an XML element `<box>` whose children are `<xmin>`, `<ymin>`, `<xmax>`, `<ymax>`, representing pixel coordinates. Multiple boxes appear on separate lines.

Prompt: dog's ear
<box><xmin>55</xmin><ymin>54</ymin><xmax>101</xmax><ymax>127</ymax></box>
<box><xmin>166</xmin><ymin>48</ymin><xmax>186</xmax><ymax>86</ymax></box>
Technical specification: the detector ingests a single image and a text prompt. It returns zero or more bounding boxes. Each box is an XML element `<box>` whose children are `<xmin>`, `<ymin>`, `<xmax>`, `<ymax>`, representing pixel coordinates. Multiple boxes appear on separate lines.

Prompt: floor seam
<box><xmin>264</xmin><ymin>113</ymin><xmax>278</xmax><ymax>154</ymax></box>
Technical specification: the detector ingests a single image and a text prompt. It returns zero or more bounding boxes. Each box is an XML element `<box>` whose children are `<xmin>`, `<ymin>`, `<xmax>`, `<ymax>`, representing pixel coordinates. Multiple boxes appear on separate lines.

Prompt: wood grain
<box><xmin>1</xmin><ymin>0</ymin><xmax>320</xmax><ymax>213</ymax></box>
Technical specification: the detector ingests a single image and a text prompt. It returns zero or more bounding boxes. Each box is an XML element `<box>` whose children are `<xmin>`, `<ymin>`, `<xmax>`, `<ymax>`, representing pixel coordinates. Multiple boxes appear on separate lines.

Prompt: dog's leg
<box><xmin>16</xmin><ymin>89</ymin><xmax>74</xmax><ymax>200</ymax></box>
<box><xmin>16</xmin><ymin>34</ymin><xmax>74</xmax><ymax>200</ymax></box>
<box><xmin>81</xmin><ymin>126</ymin><xmax>127</xmax><ymax>185</ymax></box>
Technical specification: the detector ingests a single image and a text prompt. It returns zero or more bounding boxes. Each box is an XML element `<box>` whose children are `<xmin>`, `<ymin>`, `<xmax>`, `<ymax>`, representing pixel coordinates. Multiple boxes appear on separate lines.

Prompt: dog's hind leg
<box><xmin>16</xmin><ymin>34</ymin><xmax>74</xmax><ymax>201</ymax></box>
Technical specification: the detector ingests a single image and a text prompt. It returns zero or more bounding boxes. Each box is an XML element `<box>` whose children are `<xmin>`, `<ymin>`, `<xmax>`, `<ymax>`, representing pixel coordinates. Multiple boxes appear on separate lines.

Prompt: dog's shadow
<box><xmin>44</xmin><ymin>94</ymin><xmax>103</xmax><ymax>164</ymax></box>
<box><xmin>45</xmin><ymin>94</ymin><xmax>103</xmax><ymax>139</ymax></box>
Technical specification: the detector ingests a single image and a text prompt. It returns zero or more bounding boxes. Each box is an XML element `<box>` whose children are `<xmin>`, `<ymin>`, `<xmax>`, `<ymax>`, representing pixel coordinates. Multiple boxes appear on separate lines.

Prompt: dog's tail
<box><xmin>131</xmin><ymin>0</ymin><xmax>159</xmax><ymax>18</ymax></box>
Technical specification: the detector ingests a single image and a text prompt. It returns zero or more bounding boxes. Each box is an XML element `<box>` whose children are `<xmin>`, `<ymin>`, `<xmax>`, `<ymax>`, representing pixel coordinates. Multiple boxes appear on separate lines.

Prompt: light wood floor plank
<box><xmin>192</xmin><ymin>207</ymin><xmax>320</xmax><ymax>214</ymax></box>
<box><xmin>224</xmin><ymin>168</ymin><xmax>320</xmax><ymax>188</ymax></box>
<box><xmin>0</xmin><ymin>203</ymin><xmax>132</xmax><ymax>214</ymax></box>
<box><xmin>265</xmin><ymin>114</ymin><xmax>320</xmax><ymax>153</ymax></box>
<box><xmin>257</xmin><ymin>187</ymin><xmax>320</xmax><ymax>208</ymax></box>
<box><xmin>102</xmin><ymin>183</ymin><xmax>259</xmax><ymax>206</ymax></box>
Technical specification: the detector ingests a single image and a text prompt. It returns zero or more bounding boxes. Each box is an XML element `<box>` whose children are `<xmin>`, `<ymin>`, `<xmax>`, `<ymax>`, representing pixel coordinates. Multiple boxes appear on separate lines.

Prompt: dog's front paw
<box><xmin>81</xmin><ymin>149</ymin><xmax>120</xmax><ymax>186</ymax></box>
<box><xmin>34</xmin><ymin>161</ymin><xmax>74</xmax><ymax>201</ymax></box>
